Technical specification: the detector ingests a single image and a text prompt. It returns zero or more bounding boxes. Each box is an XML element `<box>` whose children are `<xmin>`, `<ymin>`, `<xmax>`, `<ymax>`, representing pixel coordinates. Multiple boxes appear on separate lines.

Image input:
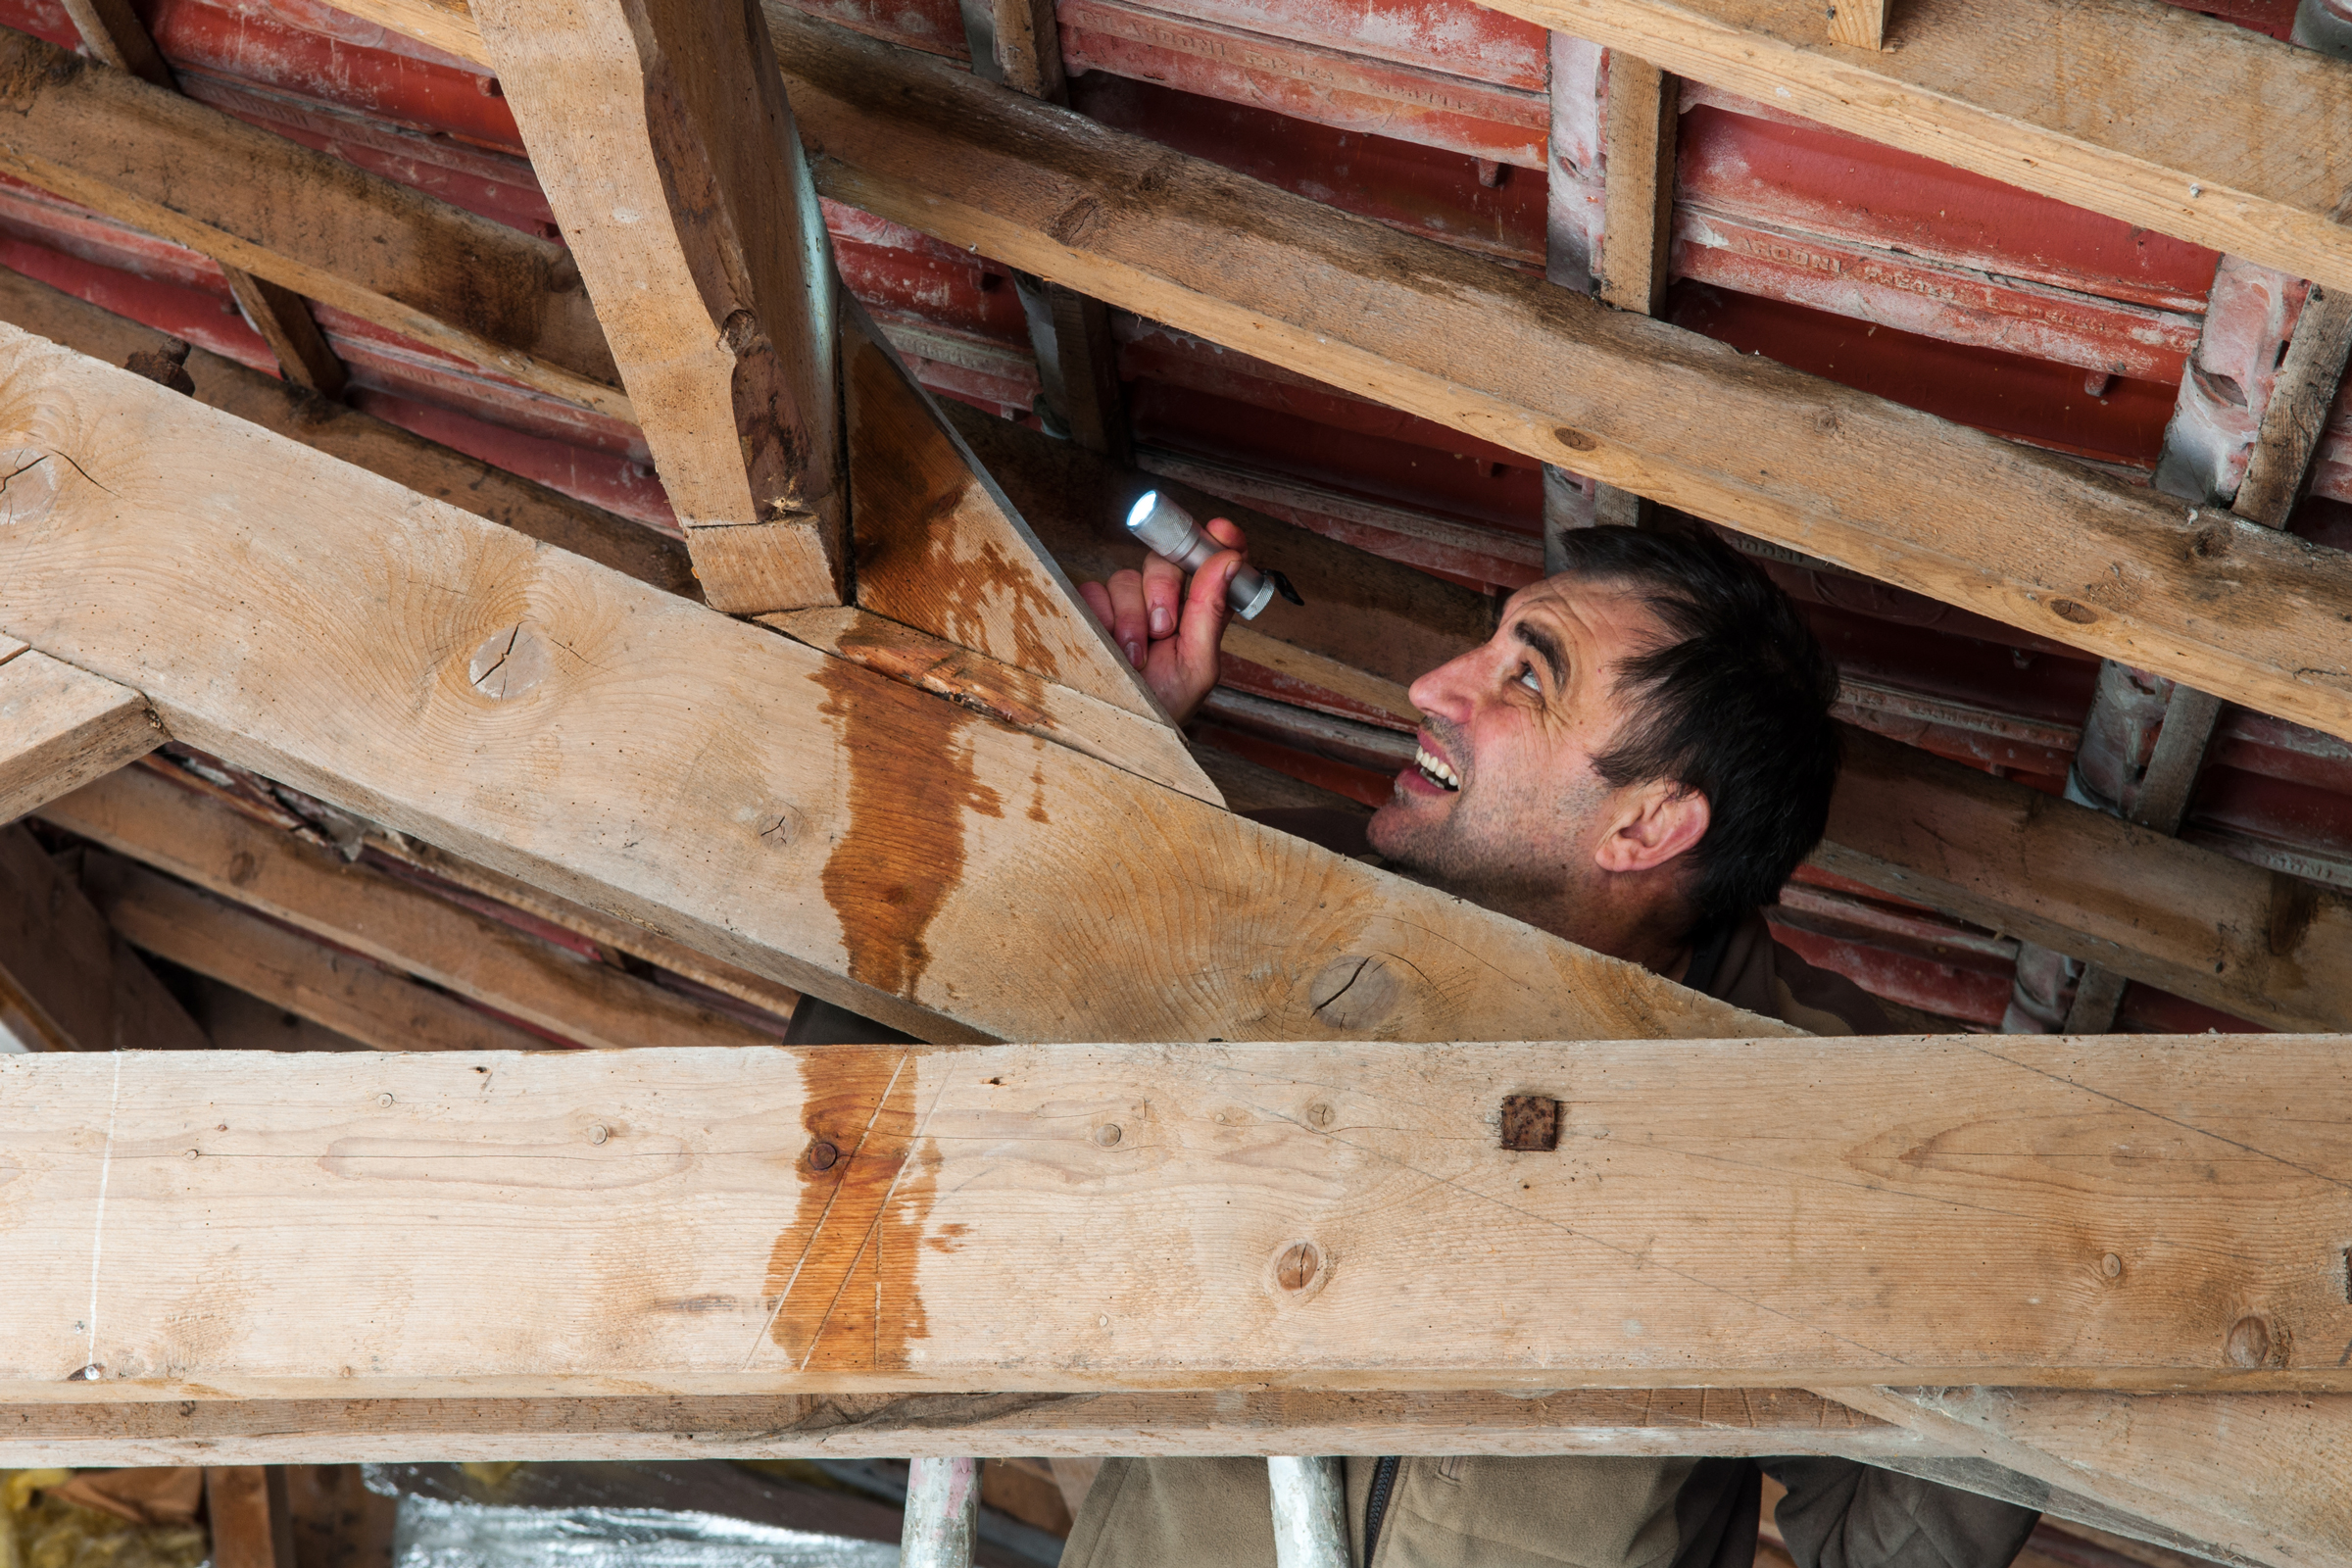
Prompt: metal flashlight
<box><xmin>1124</xmin><ymin>490</ymin><xmax>1299</xmax><ymax>620</ymax></box>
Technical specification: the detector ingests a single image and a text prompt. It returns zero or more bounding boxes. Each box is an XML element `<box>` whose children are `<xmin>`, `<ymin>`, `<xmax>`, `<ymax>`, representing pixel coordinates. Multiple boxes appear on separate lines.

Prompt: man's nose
<box><xmin>1407</xmin><ymin>647</ymin><xmax>1484</xmax><ymax>722</ymax></box>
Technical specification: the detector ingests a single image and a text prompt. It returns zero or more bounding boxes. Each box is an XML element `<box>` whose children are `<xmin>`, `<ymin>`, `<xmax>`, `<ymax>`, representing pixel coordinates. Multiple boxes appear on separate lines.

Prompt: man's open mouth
<box><xmin>1414</xmin><ymin>745</ymin><xmax>1460</xmax><ymax>792</ymax></box>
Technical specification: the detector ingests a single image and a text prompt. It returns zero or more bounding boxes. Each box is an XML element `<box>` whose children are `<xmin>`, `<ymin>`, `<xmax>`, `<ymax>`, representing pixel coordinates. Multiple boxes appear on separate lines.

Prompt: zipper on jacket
<box><xmin>1362</xmin><ymin>1456</ymin><xmax>1401</xmax><ymax>1567</ymax></box>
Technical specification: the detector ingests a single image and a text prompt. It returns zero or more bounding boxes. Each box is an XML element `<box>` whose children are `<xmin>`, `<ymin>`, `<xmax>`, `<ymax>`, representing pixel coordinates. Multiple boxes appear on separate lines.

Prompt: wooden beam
<box><xmin>1477</xmin><ymin>0</ymin><xmax>2352</xmax><ymax>299</ymax></box>
<box><xmin>56</xmin><ymin>0</ymin><xmax>171</xmax><ymax>84</ymax></box>
<box><xmin>1596</xmin><ymin>52</ymin><xmax>1676</xmax><ymax>317</ymax></box>
<box><xmin>4</xmin><ymin>1039</ymin><xmax>2350</xmax><ymax>1396</ymax></box>
<box><xmin>2060</xmin><ymin>286</ymin><xmax>2352</xmax><ymax>1032</ymax></box>
<box><xmin>39</xmin><ymin>764</ymin><xmax>789</xmax><ymax>1052</ymax></box>
<box><xmin>53</xmin><ymin>0</ymin><xmax>355</xmax><ymax>402</ymax></box>
<box><xmin>0</xmin><ymin>25</ymin><xmax>625</xmax><ymax>418</ymax></box>
<box><xmin>958</xmin><ymin>0</ymin><xmax>1064</xmax><ymax>100</ymax></box>
<box><xmin>766</xmin><ymin>607</ymin><xmax>1215</xmax><ymax>801</ymax></box>
<box><xmin>79</xmin><ymin>853</ymin><xmax>550</xmax><ymax>1054</ymax></box>
<box><xmin>205</xmin><ymin>1468</ymin><xmax>297</xmax><ymax>1568</ymax></box>
<box><xmin>0</xmin><ymin>264</ymin><xmax>694</xmax><ymax>599</ymax></box>
<box><xmin>2233</xmin><ymin>285</ymin><xmax>2352</xmax><ymax>530</ymax></box>
<box><xmin>0</xmin><ymin>324</ymin><xmax>1771</xmax><ymax>1045</ymax></box>
<box><xmin>1830</xmin><ymin>1386</ymin><xmax>2352</xmax><ymax>1568</ymax></box>
<box><xmin>471</xmin><ymin>0</ymin><xmax>846</xmax><ymax>612</ymax></box>
<box><xmin>0</xmin><ymin>823</ymin><xmax>207</xmax><ymax>1053</ymax></box>
<box><xmin>1820</xmin><ymin>726</ymin><xmax>2352</xmax><ymax>1032</ymax></box>
<box><xmin>1824</xmin><ymin>0</ymin><xmax>1888</xmax><ymax>49</ymax></box>
<box><xmin>0</xmin><ymin>1388</ymin><xmax>1919</xmax><ymax>1465</ymax></box>
<box><xmin>0</xmin><ymin>644</ymin><xmax>159</xmax><ymax>825</ymax></box>
<box><xmin>840</xmin><ymin>303</ymin><xmax>1166</xmax><ymax>721</ymax></box>
<box><xmin>220</xmin><ymin>270</ymin><xmax>347</xmax><ymax>401</ymax></box>
<box><xmin>748</xmin><ymin>9</ymin><xmax>2352</xmax><ymax>746</ymax></box>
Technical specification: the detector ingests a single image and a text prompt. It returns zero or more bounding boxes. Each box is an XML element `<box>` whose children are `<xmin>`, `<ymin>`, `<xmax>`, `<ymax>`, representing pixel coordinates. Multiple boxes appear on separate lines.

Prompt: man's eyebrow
<box><xmin>1512</xmin><ymin>620</ymin><xmax>1569</xmax><ymax>687</ymax></box>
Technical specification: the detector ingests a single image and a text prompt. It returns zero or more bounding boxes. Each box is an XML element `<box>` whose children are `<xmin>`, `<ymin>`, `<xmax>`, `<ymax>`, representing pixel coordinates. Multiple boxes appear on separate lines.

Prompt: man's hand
<box><xmin>1078</xmin><ymin>514</ymin><xmax>1248</xmax><ymax>725</ymax></box>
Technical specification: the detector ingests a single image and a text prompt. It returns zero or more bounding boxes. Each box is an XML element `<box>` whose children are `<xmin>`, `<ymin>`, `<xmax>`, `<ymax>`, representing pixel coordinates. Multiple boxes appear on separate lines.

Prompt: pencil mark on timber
<box><xmin>1961</xmin><ymin>1041</ymin><xmax>2352</xmax><ymax>1192</ymax></box>
<box><xmin>757</xmin><ymin>1050</ymin><xmax>940</xmax><ymax>1372</ymax></box>
<box><xmin>845</xmin><ymin>331</ymin><xmax>1074</xmax><ymax>682</ymax></box>
<box><xmin>80</xmin><ymin>1052</ymin><xmax>122</xmax><ymax>1382</ymax></box>
<box><xmin>816</xmin><ymin>661</ymin><xmax>1001</xmax><ymax>997</ymax></box>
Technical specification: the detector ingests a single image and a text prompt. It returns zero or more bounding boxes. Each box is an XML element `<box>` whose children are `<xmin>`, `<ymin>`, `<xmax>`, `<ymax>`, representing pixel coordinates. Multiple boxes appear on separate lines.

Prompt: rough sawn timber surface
<box><xmin>1</xmin><ymin>1040</ymin><xmax>2349</xmax><ymax>1397</ymax></box>
<box><xmin>0</xmin><ymin>644</ymin><xmax>157</xmax><ymax>824</ymax></box>
<box><xmin>0</xmin><ymin>26</ymin><xmax>625</xmax><ymax>417</ymax></box>
<box><xmin>1484</xmin><ymin>0</ymin><xmax>2352</xmax><ymax>297</ymax></box>
<box><xmin>1819</xmin><ymin>728</ymin><xmax>2352</xmax><ymax>1032</ymax></box>
<box><xmin>0</xmin><ymin>1389</ymin><xmax>1917</xmax><ymax>1465</ymax></box>
<box><xmin>1832</xmin><ymin>1386</ymin><xmax>2352</xmax><ymax>1568</ymax></box>
<box><xmin>0</xmin><ymin>324</ymin><xmax>1765</xmax><ymax>1045</ymax></box>
<box><xmin>842</xmin><ymin>303</ymin><xmax>1169</xmax><ymax>724</ymax></box>
<box><xmin>472</xmin><ymin>0</ymin><xmax>846</xmax><ymax>610</ymax></box>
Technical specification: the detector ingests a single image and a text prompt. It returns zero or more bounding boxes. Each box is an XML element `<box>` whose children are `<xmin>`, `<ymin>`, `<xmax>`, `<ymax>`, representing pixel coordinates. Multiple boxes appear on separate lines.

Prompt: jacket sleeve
<box><xmin>1761</xmin><ymin>1458</ymin><xmax>2038</xmax><ymax>1568</ymax></box>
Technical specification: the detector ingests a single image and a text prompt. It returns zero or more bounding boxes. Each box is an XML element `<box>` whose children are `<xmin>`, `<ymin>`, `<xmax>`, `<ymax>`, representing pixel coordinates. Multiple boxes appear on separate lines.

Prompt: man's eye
<box><xmin>1518</xmin><ymin>665</ymin><xmax>1542</xmax><ymax>693</ymax></box>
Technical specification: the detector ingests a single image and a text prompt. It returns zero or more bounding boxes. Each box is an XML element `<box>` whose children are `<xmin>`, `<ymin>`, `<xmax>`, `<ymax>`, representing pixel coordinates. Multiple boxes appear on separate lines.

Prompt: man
<box><xmin>1063</xmin><ymin>514</ymin><xmax>2041</xmax><ymax>1568</ymax></box>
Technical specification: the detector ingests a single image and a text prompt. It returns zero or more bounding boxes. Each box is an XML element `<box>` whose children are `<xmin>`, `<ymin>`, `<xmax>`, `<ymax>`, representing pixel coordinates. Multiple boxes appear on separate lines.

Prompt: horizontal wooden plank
<box><xmin>0</xmin><ymin>1388</ymin><xmax>1919</xmax><ymax>1465</ymax></box>
<box><xmin>0</xmin><ymin>25</ymin><xmax>627</xmax><ymax>418</ymax></box>
<box><xmin>41</xmin><ymin>765</ymin><xmax>787</xmax><ymax>1052</ymax></box>
<box><xmin>0</xmin><ymin>323</ymin><xmax>1768</xmax><ymax>1045</ymax></box>
<box><xmin>2</xmin><ymin>1040</ymin><xmax>2348</xmax><ymax>1399</ymax></box>
<box><xmin>0</xmin><ymin>646</ymin><xmax>156</xmax><ymax>824</ymax></box>
<box><xmin>1489</xmin><ymin>0</ymin><xmax>2352</xmax><ymax>297</ymax></box>
<box><xmin>1819</xmin><ymin>727</ymin><xmax>2352</xmax><ymax>1032</ymax></box>
<box><xmin>82</xmin><ymin>854</ymin><xmax>550</xmax><ymax>1054</ymax></box>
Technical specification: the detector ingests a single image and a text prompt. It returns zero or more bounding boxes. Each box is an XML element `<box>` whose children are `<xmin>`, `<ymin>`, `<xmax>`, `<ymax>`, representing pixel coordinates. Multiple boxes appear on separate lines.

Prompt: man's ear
<box><xmin>1593</xmin><ymin>782</ymin><xmax>1710</xmax><ymax>875</ymax></box>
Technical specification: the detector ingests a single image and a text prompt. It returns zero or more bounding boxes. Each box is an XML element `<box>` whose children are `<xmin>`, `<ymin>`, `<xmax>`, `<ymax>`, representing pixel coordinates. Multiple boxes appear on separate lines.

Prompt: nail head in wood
<box><xmin>2225</xmin><ymin>1314</ymin><xmax>2273</xmax><ymax>1368</ymax></box>
<box><xmin>1500</xmin><ymin>1094</ymin><xmax>1560</xmax><ymax>1152</ymax></box>
<box><xmin>808</xmin><ymin>1139</ymin><xmax>839</xmax><ymax>1171</ymax></box>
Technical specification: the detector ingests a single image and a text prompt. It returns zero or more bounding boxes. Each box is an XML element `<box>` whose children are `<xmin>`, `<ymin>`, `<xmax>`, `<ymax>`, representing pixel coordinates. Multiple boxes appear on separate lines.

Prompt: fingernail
<box><xmin>1150</xmin><ymin>608</ymin><xmax>1172</xmax><ymax>636</ymax></box>
<box><xmin>1125</xmin><ymin>640</ymin><xmax>1144</xmax><ymax>666</ymax></box>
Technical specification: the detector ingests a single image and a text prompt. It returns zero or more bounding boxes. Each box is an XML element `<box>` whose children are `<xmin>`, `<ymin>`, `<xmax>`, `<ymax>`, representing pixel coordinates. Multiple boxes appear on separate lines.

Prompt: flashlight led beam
<box><xmin>1124</xmin><ymin>491</ymin><xmax>1299</xmax><ymax>620</ymax></box>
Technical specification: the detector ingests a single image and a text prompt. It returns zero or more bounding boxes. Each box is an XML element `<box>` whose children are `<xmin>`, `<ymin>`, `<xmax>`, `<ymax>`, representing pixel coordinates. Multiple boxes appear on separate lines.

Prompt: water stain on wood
<box><xmin>815</xmin><ymin>658</ymin><xmax>1002</xmax><ymax>998</ymax></box>
<box><xmin>763</xmin><ymin>1048</ymin><xmax>939</xmax><ymax>1369</ymax></box>
<box><xmin>844</xmin><ymin>324</ymin><xmax>1074</xmax><ymax>683</ymax></box>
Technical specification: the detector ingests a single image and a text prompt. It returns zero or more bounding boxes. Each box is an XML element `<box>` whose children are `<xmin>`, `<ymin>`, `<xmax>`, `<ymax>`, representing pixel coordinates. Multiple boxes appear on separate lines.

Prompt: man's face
<box><xmin>1367</xmin><ymin>575</ymin><xmax>1670</xmax><ymax>908</ymax></box>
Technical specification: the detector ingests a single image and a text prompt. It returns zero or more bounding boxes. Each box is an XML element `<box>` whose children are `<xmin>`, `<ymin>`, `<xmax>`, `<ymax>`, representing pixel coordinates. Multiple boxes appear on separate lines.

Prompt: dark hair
<box><xmin>1547</xmin><ymin>523</ymin><xmax>1841</xmax><ymax>928</ymax></box>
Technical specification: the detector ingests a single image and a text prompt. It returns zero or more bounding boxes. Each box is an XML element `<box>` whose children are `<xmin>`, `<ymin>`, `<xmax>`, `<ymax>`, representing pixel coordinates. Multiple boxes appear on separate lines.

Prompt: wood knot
<box><xmin>2187</xmin><ymin>520</ymin><xmax>2232</xmax><ymax>561</ymax></box>
<box><xmin>0</xmin><ymin>448</ymin><xmax>60</xmax><ymax>525</ymax></box>
<box><xmin>466</xmin><ymin>623</ymin><xmax>550</xmax><ymax>701</ymax></box>
<box><xmin>2047</xmin><ymin>598</ymin><xmax>2099</xmax><ymax>625</ymax></box>
<box><xmin>1307</xmin><ymin>954</ymin><xmax>1406</xmax><ymax>1030</ymax></box>
<box><xmin>718</xmin><ymin>309</ymin><xmax>760</xmax><ymax>356</ymax></box>
<box><xmin>2225</xmin><ymin>1314</ymin><xmax>2285</xmax><ymax>1368</ymax></box>
<box><xmin>1274</xmin><ymin>1240</ymin><xmax>1324</xmax><ymax>1295</ymax></box>
<box><xmin>1500</xmin><ymin>1094</ymin><xmax>1560</xmax><ymax>1151</ymax></box>
<box><xmin>1552</xmin><ymin>426</ymin><xmax>1600</xmax><ymax>453</ymax></box>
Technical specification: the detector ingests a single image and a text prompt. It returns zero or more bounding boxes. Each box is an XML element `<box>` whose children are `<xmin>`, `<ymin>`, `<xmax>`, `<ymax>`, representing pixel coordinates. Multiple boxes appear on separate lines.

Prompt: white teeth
<box><xmin>1415</xmin><ymin>746</ymin><xmax>1460</xmax><ymax>790</ymax></box>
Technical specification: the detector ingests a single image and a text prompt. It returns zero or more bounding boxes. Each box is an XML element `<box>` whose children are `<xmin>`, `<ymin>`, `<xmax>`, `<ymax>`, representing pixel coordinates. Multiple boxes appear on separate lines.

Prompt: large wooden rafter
<box><xmin>0</xmin><ymin>323</ymin><xmax>1766</xmax><ymax>1045</ymax></box>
